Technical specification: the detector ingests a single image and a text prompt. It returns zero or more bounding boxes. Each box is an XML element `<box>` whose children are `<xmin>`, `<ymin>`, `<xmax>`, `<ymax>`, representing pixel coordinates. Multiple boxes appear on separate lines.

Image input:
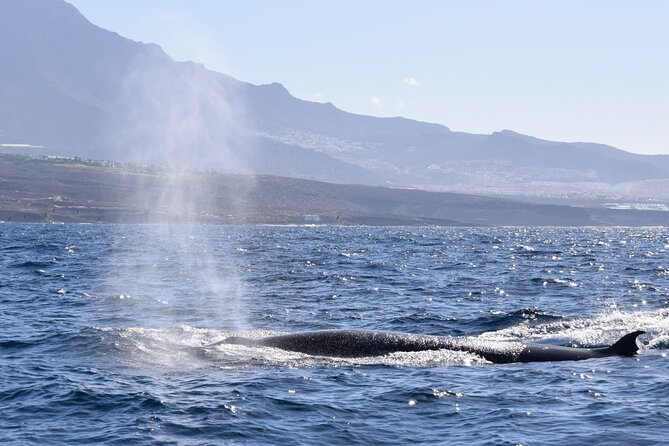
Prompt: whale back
<box><xmin>211</xmin><ymin>329</ymin><xmax>645</xmax><ymax>364</ymax></box>
<box><xmin>259</xmin><ymin>330</ymin><xmax>446</xmax><ymax>357</ymax></box>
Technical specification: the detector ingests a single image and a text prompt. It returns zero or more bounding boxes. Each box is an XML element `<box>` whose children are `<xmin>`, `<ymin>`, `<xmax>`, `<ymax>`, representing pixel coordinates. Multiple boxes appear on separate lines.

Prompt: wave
<box><xmin>10</xmin><ymin>259</ymin><xmax>57</xmax><ymax>269</ymax></box>
<box><xmin>464</xmin><ymin>308</ymin><xmax>564</xmax><ymax>333</ymax></box>
<box><xmin>478</xmin><ymin>307</ymin><xmax>669</xmax><ymax>350</ymax></box>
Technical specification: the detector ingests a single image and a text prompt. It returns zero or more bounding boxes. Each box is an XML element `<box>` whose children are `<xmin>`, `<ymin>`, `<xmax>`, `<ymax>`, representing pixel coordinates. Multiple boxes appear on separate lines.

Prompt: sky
<box><xmin>67</xmin><ymin>0</ymin><xmax>669</xmax><ymax>155</ymax></box>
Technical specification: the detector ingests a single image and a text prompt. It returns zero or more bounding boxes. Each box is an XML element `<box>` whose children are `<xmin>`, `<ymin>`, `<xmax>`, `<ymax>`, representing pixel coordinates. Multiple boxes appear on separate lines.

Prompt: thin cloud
<box><xmin>403</xmin><ymin>77</ymin><xmax>420</xmax><ymax>87</ymax></box>
<box><xmin>370</xmin><ymin>96</ymin><xmax>382</xmax><ymax>106</ymax></box>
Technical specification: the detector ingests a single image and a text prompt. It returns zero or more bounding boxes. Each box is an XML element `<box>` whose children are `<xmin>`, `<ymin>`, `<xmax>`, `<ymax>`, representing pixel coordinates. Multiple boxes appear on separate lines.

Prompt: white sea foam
<box><xmin>479</xmin><ymin>308</ymin><xmax>669</xmax><ymax>348</ymax></box>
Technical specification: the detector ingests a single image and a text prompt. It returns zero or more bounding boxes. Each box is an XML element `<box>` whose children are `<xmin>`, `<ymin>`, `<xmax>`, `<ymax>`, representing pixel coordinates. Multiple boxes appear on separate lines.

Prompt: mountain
<box><xmin>1</xmin><ymin>0</ymin><xmax>668</xmax><ymax>202</ymax></box>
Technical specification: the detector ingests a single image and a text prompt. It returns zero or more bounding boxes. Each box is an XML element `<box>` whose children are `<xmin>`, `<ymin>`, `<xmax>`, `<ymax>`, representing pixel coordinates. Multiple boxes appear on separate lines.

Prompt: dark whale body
<box><xmin>212</xmin><ymin>329</ymin><xmax>644</xmax><ymax>364</ymax></box>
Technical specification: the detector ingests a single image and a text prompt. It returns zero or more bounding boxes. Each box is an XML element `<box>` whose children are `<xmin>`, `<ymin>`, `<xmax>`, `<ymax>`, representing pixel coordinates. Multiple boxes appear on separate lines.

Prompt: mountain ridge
<box><xmin>1</xmin><ymin>0</ymin><xmax>668</xmax><ymax>203</ymax></box>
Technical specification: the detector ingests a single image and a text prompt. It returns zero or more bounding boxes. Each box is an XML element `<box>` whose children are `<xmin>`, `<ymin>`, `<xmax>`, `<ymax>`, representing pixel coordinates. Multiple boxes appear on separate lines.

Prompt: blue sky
<box><xmin>68</xmin><ymin>0</ymin><xmax>668</xmax><ymax>155</ymax></box>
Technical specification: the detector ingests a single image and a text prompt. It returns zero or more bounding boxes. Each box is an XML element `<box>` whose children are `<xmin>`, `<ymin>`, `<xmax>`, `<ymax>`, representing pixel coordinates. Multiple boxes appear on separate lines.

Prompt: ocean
<box><xmin>1</xmin><ymin>224</ymin><xmax>668</xmax><ymax>445</ymax></box>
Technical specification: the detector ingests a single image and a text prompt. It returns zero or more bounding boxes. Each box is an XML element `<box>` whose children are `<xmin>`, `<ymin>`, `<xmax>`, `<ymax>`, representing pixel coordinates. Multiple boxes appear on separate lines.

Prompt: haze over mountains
<box><xmin>1</xmin><ymin>0</ymin><xmax>668</xmax><ymax>203</ymax></box>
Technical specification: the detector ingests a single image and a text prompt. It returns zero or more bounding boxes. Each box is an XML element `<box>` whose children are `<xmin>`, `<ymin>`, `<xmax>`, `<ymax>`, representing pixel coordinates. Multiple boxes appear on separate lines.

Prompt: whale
<box><xmin>209</xmin><ymin>329</ymin><xmax>644</xmax><ymax>364</ymax></box>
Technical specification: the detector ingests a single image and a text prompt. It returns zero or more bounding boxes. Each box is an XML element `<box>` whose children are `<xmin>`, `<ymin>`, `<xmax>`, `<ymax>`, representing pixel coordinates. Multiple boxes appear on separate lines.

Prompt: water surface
<box><xmin>1</xmin><ymin>224</ymin><xmax>668</xmax><ymax>445</ymax></box>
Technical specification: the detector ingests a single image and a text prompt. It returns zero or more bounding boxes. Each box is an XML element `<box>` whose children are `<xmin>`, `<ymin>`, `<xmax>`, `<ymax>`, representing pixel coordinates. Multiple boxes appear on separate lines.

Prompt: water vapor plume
<box><xmin>104</xmin><ymin>46</ymin><xmax>255</xmax><ymax>331</ymax></box>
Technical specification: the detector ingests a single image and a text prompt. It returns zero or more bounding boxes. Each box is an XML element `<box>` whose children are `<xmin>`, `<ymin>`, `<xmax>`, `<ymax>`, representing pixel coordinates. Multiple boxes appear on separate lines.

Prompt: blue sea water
<box><xmin>1</xmin><ymin>224</ymin><xmax>668</xmax><ymax>445</ymax></box>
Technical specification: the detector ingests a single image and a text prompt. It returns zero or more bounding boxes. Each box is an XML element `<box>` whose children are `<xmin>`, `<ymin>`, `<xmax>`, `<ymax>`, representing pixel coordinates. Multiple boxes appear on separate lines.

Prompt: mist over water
<box><xmin>102</xmin><ymin>50</ymin><xmax>255</xmax><ymax>329</ymax></box>
<box><xmin>111</xmin><ymin>50</ymin><xmax>248</xmax><ymax>171</ymax></box>
<box><xmin>103</xmin><ymin>225</ymin><xmax>248</xmax><ymax>331</ymax></box>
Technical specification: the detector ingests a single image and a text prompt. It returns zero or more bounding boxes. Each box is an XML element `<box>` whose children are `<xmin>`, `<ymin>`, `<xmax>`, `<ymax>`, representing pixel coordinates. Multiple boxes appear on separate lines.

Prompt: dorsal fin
<box><xmin>603</xmin><ymin>330</ymin><xmax>645</xmax><ymax>356</ymax></box>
